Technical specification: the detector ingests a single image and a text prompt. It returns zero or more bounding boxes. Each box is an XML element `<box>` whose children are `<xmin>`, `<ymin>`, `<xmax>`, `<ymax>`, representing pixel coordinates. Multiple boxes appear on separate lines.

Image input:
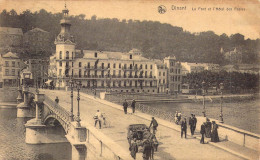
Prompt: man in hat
<box><xmin>131</xmin><ymin>99</ymin><xmax>136</xmax><ymax>114</ymax></box>
<box><xmin>123</xmin><ymin>99</ymin><xmax>128</xmax><ymax>114</ymax></box>
<box><xmin>189</xmin><ymin>114</ymin><xmax>194</xmax><ymax>135</ymax></box>
<box><xmin>94</xmin><ymin>110</ymin><xmax>102</xmax><ymax>129</ymax></box>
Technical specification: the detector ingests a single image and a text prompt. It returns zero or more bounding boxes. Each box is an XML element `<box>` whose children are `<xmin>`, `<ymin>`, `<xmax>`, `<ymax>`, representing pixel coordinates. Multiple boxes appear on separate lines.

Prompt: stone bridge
<box><xmin>16</xmin><ymin>85</ymin><xmax>87</xmax><ymax>160</ymax></box>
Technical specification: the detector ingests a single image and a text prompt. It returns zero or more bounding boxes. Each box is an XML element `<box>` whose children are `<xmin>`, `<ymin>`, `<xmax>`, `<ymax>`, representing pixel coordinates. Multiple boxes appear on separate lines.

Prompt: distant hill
<box><xmin>0</xmin><ymin>9</ymin><xmax>259</xmax><ymax>64</ymax></box>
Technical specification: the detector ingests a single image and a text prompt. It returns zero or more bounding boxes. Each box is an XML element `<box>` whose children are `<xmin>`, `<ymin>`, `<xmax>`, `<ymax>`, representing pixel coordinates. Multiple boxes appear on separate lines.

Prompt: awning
<box><xmin>45</xmin><ymin>80</ymin><xmax>53</xmax><ymax>84</ymax></box>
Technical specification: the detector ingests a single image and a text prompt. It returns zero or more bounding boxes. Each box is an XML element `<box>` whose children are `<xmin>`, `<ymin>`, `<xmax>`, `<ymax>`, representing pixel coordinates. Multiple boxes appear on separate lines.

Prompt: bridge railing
<box><xmin>44</xmin><ymin>96</ymin><xmax>71</xmax><ymax>123</ymax></box>
<box><xmin>136</xmin><ymin>104</ymin><xmax>175</xmax><ymax>122</ymax></box>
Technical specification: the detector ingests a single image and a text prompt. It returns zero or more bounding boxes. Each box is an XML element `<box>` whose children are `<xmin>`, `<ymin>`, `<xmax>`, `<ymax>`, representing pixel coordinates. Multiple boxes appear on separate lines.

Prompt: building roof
<box><xmin>26</xmin><ymin>27</ymin><xmax>49</xmax><ymax>33</ymax></box>
<box><xmin>2</xmin><ymin>52</ymin><xmax>19</xmax><ymax>59</ymax></box>
<box><xmin>0</xmin><ymin>27</ymin><xmax>23</xmax><ymax>35</ymax></box>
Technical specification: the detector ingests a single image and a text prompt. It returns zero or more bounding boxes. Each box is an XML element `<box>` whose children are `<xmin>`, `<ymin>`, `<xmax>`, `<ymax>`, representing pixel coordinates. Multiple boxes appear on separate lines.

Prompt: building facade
<box><xmin>0</xmin><ymin>52</ymin><xmax>23</xmax><ymax>87</ymax></box>
<box><xmin>27</xmin><ymin>59</ymin><xmax>49</xmax><ymax>87</ymax></box>
<box><xmin>49</xmin><ymin>6</ymin><xmax>182</xmax><ymax>94</ymax></box>
<box><xmin>23</xmin><ymin>28</ymin><xmax>52</xmax><ymax>56</ymax></box>
<box><xmin>164</xmin><ymin>56</ymin><xmax>182</xmax><ymax>94</ymax></box>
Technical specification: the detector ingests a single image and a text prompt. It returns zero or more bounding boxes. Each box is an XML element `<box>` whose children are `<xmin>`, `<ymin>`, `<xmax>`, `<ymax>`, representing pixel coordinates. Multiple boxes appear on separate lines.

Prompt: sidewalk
<box><xmin>41</xmin><ymin>89</ymin><xmax>253</xmax><ymax>160</ymax></box>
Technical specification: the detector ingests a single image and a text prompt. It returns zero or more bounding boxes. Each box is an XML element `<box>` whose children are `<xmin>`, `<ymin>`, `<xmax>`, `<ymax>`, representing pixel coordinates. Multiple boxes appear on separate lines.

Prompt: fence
<box><xmin>136</xmin><ymin>104</ymin><xmax>176</xmax><ymax>123</ymax></box>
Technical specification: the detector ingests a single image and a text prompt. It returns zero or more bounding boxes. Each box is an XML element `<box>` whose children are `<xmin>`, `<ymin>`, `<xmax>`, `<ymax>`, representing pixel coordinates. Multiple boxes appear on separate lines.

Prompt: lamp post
<box><xmin>69</xmin><ymin>77</ymin><xmax>74</xmax><ymax>122</ymax></box>
<box><xmin>202</xmin><ymin>81</ymin><xmax>206</xmax><ymax>117</ymax></box>
<box><xmin>219</xmin><ymin>83</ymin><xmax>224</xmax><ymax>123</ymax></box>
<box><xmin>75</xmin><ymin>81</ymin><xmax>82</xmax><ymax>127</ymax></box>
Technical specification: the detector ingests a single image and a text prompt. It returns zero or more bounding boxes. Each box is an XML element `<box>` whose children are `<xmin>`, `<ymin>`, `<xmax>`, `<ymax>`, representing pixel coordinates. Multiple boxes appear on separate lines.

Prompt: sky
<box><xmin>0</xmin><ymin>0</ymin><xmax>259</xmax><ymax>39</ymax></box>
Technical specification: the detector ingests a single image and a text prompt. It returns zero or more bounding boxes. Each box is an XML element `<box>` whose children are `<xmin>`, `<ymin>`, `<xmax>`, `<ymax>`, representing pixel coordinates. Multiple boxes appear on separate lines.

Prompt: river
<box><xmin>0</xmin><ymin>107</ymin><xmax>72</xmax><ymax>160</ymax></box>
<box><xmin>144</xmin><ymin>98</ymin><xmax>260</xmax><ymax>134</ymax></box>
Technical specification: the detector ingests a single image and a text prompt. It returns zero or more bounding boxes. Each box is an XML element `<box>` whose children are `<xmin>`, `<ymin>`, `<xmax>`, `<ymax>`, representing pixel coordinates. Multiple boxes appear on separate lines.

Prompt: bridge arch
<box><xmin>43</xmin><ymin>113</ymin><xmax>71</xmax><ymax>134</ymax></box>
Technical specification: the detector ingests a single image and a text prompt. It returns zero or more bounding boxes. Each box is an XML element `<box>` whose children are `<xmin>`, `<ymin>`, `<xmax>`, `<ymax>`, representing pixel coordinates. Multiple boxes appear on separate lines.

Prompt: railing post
<box><xmin>243</xmin><ymin>133</ymin><xmax>246</xmax><ymax>147</ymax></box>
<box><xmin>100</xmin><ymin>140</ymin><xmax>103</xmax><ymax>157</ymax></box>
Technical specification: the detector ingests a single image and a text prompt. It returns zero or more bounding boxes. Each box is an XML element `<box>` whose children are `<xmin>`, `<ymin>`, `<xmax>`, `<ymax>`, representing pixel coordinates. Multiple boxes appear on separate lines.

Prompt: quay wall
<box><xmin>0</xmin><ymin>87</ymin><xmax>18</xmax><ymax>102</ymax></box>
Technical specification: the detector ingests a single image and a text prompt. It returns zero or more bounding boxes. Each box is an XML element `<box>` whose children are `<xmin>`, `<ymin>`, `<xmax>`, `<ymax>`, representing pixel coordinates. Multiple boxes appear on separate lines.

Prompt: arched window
<box><xmin>59</xmin><ymin>51</ymin><xmax>62</xmax><ymax>59</ymax></box>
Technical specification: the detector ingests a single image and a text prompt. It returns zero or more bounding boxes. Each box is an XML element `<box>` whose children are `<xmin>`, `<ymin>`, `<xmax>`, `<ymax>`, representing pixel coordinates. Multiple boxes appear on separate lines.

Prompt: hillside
<box><xmin>0</xmin><ymin>9</ymin><xmax>259</xmax><ymax>64</ymax></box>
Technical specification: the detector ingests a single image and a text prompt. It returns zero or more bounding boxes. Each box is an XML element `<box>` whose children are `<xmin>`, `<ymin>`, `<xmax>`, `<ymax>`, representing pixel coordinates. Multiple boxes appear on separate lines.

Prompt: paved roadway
<box><xmin>41</xmin><ymin>89</ymin><xmax>244</xmax><ymax>160</ymax></box>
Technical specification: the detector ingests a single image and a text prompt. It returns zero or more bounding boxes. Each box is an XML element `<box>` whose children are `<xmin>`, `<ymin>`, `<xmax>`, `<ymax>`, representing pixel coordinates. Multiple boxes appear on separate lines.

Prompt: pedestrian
<box><xmin>123</xmin><ymin>99</ymin><xmax>128</xmax><ymax>114</ymax></box>
<box><xmin>174</xmin><ymin>111</ymin><xmax>178</xmax><ymax>124</ymax></box>
<box><xmin>193</xmin><ymin>114</ymin><xmax>197</xmax><ymax>134</ymax></box>
<box><xmin>142</xmin><ymin>140</ymin><xmax>152</xmax><ymax>160</ymax></box>
<box><xmin>93</xmin><ymin>110</ymin><xmax>102</xmax><ymax>129</ymax></box>
<box><xmin>211</xmin><ymin>121</ymin><xmax>220</xmax><ymax>142</ymax></box>
<box><xmin>131</xmin><ymin>99</ymin><xmax>136</xmax><ymax>114</ymax></box>
<box><xmin>200</xmin><ymin>122</ymin><xmax>206</xmax><ymax>144</ymax></box>
<box><xmin>205</xmin><ymin>118</ymin><xmax>212</xmax><ymax>138</ymax></box>
<box><xmin>189</xmin><ymin>114</ymin><xmax>194</xmax><ymax>135</ymax></box>
<box><xmin>55</xmin><ymin>96</ymin><xmax>59</xmax><ymax>104</ymax></box>
<box><xmin>181</xmin><ymin>118</ymin><xmax>187</xmax><ymax>138</ymax></box>
<box><xmin>149</xmin><ymin>117</ymin><xmax>158</xmax><ymax>135</ymax></box>
<box><xmin>129</xmin><ymin>138</ymin><xmax>138</xmax><ymax>160</ymax></box>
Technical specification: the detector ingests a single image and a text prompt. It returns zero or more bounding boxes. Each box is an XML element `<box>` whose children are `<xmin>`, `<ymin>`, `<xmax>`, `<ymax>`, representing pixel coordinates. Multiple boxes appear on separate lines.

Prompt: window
<box><xmin>72</xmin><ymin>52</ymin><xmax>74</xmax><ymax>59</ymax></box>
<box><xmin>119</xmin><ymin>63</ymin><xmax>121</xmax><ymax>68</ymax></box>
<box><xmin>72</xmin><ymin>69</ymin><xmax>74</xmax><ymax>76</ymax></box>
<box><xmin>12</xmin><ymin>61</ymin><xmax>15</xmax><ymax>67</ymax></box>
<box><xmin>150</xmin><ymin>71</ymin><xmax>152</xmax><ymax>77</ymax></box>
<box><xmin>130</xmin><ymin>54</ymin><xmax>132</xmax><ymax>59</ymax></box>
<box><xmin>59</xmin><ymin>69</ymin><xmax>62</xmax><ymax>76</ymax></box>
<box><xmin>159</xmin><ymin>79</ymin><xmax>161</xmax><ymax>84</ymax></box>
<box><xmin>163</xmin><ymin>79</ymin><xmax>165</xmax><ymax>84</ymax></box>
<box><xmin>59</xmin><ymin>51</ymin><xmax>62</xmax><ymax>59</ymax></box>
<box><xmin>163</xmin><ymin>72</ymin><xmax>165</xmax><ymax>76</ymax></box>
<box><xmin>159</xmin><ymin>72</ymin><xmax>161</xmax><ymax>76</ymax></box>
<box><xmin>95</xmin><ymin>52</ymin><xmax>98</xmax><ymax>58</ymax></box>
<box><xmin>150</xmin><ymin>81</ymin><xmax>153</xmax><ymax>87</ymax></box>
<box><xmin>102</xmin><ymin>63</ymin><xmax>104</xmax><ymax>69</ymax></box>
<box><xmin>140</xmin><ymin>64</ymin><xmax>143</xmax><ymax>69</ymax></box>
<box><xmin>12</xmin><ymin>69</ymin><xmax>15</xmax><ymax>76</ymax></box>
<box><xmin>130</xmin><ymin>64</ymin><xmax>132</xmax><ymax>69</ymax></box>
<box><xmin>119</xmin><ymin>70</ymin><xmax>121</xmax><ymax>76</ymax></box>
<box><xmin>113</xmin><ymin>63</ymin><xmax>116</xmax><ymax>68</ymax></box>
<box><xmin>5</xmin><ymin>61</ymin><xmax>9</xmax><ymax>67</ymax></box>
<box><xmin>79</xmin><ymin>62</ymin><xmax>82</xmax><ymax>67</ymax></box>
<box><xmin>87</xmin><ymin>62</ymin><xmax>90</xmax><ymax>68</ymax></box>
<box><xmin>113</xmin><ymin>70</ymin><xmax>116</xmax><ymax>76</ymax></box>
<box><xmin>17</xmin><ymin>62</ymin><xmax>20</xmax><ymax>67</ymax></box>
<box><xmin>124</xmin><ymin>64</ymin><xmax>127</xmax><ymax>69</ymax></box>
<box><xmin>79</xmin><ymin>69</ymin><xmax>81</xmax><ymax>77</ymax></box>
<box><xmin>59</xmin><ymin>61</ymin><xmax>62</xmax><ymax>67</ymax></box>
<box><xmin>145</xmin><ymin>65</ymin><xmax>147</xmax><ymax>69</ymax></box>
<box><xmin>108</xmin><ymin>63</ymin><xmax>110</xmax><ymax>68</ymax></box>
<box><xmin>150</xmin><ymin>65</ymin><xmax>153</xmax><ymax>69</ymax></box>
<box><xmin>66</xmin><ymin>51</ymin><xmax>69</xmax><ymax>59</ymax></box>
<box><xmin>72</xmin><ymin>62</ymin><xmax>74</xmax><ymax>67</ymax></box>
<box><xmin>5</xmin><ymin>69</ymin><xmax>9</xmax><ymax>76</ymax></box>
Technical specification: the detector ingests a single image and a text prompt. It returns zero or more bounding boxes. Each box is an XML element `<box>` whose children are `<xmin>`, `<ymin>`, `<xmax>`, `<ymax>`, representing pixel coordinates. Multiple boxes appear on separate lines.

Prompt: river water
<box><xmin>145</xmin><ymin>98</ymin><xmax>260</xmax><ymax>134</ymax></box>
<box><xmin>0</xmin><ymin>107</ymin><xmax>72</xmax><ymax>160</ymax></box>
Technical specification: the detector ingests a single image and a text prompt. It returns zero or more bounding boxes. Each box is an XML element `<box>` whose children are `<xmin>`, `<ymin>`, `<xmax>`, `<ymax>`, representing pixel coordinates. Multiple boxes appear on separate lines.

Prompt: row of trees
<box><xmin>0</xmin><ymin>9</ymin><xmax>259</xmax><ymax>64</ymax></box>
<box><xmin>182</xmin><ymin>70</ymin><xmax>259</xmax><ymax>93</ymax></box>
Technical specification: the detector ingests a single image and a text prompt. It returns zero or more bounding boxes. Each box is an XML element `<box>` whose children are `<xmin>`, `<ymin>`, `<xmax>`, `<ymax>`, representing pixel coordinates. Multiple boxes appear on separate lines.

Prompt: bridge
<box><xmin>15</xmin><ymin>85</ymin><xmax>259</xmax><ymax>160</ymax></box>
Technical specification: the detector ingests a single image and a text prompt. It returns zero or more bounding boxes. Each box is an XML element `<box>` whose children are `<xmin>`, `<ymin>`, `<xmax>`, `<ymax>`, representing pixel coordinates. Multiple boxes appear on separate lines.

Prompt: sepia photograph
<box><xmin>0</xmin><ymin>0</ymin><xmax>259</xmax><ymax>159</ymax></box>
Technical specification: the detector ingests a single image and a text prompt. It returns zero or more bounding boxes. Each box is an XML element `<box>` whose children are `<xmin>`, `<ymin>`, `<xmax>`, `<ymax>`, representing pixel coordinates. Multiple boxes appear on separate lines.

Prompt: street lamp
<box><xmin>219</xmin><ymin>83</ymin><xmax>224</xmax><ymax>123</ymax></box>
<box><xmin>69</xmin><ymin>77</ymin><xmax>74</xmax><ymax>122</ymax></box>
<box><xmin>75</xmin><ymin>81</ymin><xmax>82</xmax><ymax>127</ymax></box>
<box><xmin>202</xmin><ymin>81</ymin><xmax>206</xmax><ymax>117</ymax></box>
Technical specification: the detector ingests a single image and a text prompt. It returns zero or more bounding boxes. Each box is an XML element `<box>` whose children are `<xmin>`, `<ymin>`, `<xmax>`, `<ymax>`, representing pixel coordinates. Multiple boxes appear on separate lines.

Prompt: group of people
<box><xmin>180</xmin><ymin>114</ymin><xmax>197</xmax><ymax>138</ymax></box>
<box><xmin>174</xmin><ymin>111</ymin><xmax>182</xmax><ymax>124</ymax></box>
<box><xmin>93</xmin><ymin>110</ymin><xmax>108</xmax><ymax>129</ymax></box>
<box><xmin>129</xmin><ymin>124</ymin><xmax>159</xmax><ymax>160</ymax></box>
<box><xmin>200</xmin><ymin>118</ymin><xmax>220</xmax><ymax>144</ymax></box>
<box><xmin>123</xmin><ymin>99</ymin><xmax>136</xmax><ymax>114</ymax></box>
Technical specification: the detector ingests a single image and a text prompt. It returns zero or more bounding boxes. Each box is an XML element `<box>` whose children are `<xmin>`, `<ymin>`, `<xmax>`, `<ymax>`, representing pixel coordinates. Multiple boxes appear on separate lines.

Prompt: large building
<box><xmin>27</xmin><ymin>59</ymin><xmax>49</xmax><ymax>87</ymax></box>
<box><xmin>0</xmin><ymin>27</ymin><xmax>23</xmax><ymax>53</ymax></box>
<box><xmin>49</xmin><ymin>5</ymin><xmax>183</xmax><ymax>94</ymax></box>
<box><xmin>0</xmin><ymin>52</ymin><xmax>23</xmax><ymax>87</ymax></box>
<box><xmin>181</xmin><ymin>62</ymin><xmax>220</xmax><ymax>74</ymax></box>
<box><xmin>23</xmin><ymin>28</ymin><xmax>51</xmax><ymax>56</ymax></box>
<box><xmin>164</xmin><ymin>56</ymin><xmax>182</xmax><ymax>94</ymax></box>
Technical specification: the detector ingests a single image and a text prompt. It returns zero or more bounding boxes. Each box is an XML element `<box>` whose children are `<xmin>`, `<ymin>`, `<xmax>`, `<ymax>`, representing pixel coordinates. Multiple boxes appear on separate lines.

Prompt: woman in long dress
<box><xmin>211</xmin><ymin>121</ymin><xmax>220</xmax><ymax>142</ymax></box>
<box><xmin>205</xmin><ymin>118</ymin><xmax>212</xmax><ymax>138</ymax></box>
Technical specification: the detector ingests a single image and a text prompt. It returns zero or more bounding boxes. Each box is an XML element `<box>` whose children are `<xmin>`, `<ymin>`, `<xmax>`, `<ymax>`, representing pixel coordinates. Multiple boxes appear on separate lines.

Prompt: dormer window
<box><xmin>130</xmin><ymin>54</ymin><xmax>132</xmax><ymax>59</ymax></box>
<box><xmin>95</xmin><ymin>52</ymin><xmax>98</xmax><ymax>58</ymax></box>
